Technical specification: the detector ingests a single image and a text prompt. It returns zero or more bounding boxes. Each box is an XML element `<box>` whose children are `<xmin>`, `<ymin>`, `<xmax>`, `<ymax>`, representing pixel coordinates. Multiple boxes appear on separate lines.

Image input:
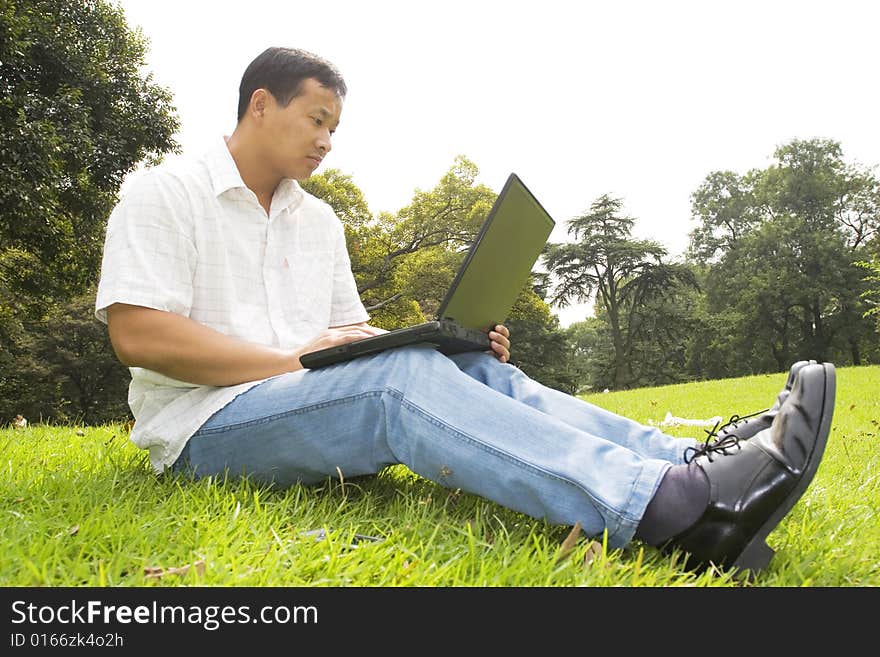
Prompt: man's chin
<box><xmin>293</xmin><ymin>165</ymin><xmax>319</xmax><ymax>181</ymax></box>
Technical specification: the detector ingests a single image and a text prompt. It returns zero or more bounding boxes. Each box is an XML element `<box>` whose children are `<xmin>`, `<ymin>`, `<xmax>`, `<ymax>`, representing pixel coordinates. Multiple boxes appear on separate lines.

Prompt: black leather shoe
<box><xmin>667</xmin><ymin>362</ymin><xmax>835</xmax><ymax>575</ymax></box>
<box><xmin>708</xmin><ymin>359</ymin><xmax>817</xmax><ymax>444</ymax></box>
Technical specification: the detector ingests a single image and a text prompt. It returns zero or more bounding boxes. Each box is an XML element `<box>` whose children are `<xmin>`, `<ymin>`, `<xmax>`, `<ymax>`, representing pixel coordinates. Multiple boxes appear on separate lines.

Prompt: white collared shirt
<box><xmin>95</xmin><ymin>138</ymin><xmax>369</xmax><ymax>472</ymax></box>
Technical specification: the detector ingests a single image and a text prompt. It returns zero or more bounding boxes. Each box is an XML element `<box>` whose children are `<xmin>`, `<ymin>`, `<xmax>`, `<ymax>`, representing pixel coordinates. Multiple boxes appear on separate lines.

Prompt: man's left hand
<box><xmin>488</xmin><ymin>324</ymin><xmax>511</xmax><ymax>363</ymax></box>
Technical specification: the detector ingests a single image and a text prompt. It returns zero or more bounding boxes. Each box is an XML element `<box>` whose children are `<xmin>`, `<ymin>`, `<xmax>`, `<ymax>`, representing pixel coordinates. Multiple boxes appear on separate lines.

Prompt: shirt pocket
<box><xmin>283</xmin><ymin>249</ymin><xmax>334</xmax><ymax>329</ymax></box>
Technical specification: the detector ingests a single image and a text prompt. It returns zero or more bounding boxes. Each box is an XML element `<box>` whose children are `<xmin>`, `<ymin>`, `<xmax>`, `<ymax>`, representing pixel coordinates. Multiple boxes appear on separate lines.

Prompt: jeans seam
<box><xmin>194</xmin><ymin>390</ymin><xmax>385</xmax><ymax>435</ymax></box>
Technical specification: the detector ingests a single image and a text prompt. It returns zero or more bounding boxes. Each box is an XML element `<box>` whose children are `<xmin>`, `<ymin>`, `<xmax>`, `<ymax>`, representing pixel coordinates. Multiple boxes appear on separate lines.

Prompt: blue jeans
<box><xmin>172</xmin><ymin>345</ymin><xmax>699</xmax><ymax>548</ymax></box>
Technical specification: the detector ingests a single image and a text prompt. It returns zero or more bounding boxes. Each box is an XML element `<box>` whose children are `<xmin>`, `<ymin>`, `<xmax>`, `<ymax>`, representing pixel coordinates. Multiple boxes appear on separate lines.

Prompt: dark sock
<box><xmin>634</xmin><ymin>462</ymin><xmax>710</xmax><ymax>546</ymax></box>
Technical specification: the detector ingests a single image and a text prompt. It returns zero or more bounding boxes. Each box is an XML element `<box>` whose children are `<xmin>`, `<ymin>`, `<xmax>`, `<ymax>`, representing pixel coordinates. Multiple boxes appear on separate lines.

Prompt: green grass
<box><xmin>2</xmin><ymin>365</ymin><xmax>878</xmax><ymax>587</ymax></box>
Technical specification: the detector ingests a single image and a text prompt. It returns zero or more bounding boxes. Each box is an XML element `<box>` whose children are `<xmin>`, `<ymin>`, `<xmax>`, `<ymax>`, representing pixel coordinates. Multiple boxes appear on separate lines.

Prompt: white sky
<box><xmin>114</xmin><ymin>0</ymin><xmax>880</xmax><ymax>327</ymax></box>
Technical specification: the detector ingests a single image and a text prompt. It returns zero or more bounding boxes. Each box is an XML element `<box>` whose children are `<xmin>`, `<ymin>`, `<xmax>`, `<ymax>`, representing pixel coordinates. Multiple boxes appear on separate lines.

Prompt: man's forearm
<box><xmin>106</xmin><ymin>303</ymin><xmax>302</xmax><ymax>386</ymax></box>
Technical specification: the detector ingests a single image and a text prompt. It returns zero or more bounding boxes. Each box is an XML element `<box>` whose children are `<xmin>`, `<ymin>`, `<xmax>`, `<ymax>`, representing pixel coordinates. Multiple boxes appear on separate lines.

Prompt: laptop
<box><xmin>299</xmin><ymin>173</ymin><xmax>556</xmax><ymax>369</ymax></box>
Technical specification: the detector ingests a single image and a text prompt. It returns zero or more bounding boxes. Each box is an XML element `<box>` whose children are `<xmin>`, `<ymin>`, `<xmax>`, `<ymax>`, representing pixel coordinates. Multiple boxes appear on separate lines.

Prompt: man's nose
<box><xmin>317</xmin><ymin>131</ymin><xmax>332</xmax><ymax>154</ymax></box>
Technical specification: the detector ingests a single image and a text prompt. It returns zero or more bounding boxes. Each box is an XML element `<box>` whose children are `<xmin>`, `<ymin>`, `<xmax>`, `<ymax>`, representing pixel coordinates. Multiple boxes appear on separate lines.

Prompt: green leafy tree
<box><xmin>304</xmin><ymin>156</ymin><xmax>497</xmax><ymax>329</ymax></box>
<box><xmin>688</xmin><ymin>139</ymin><xmax>880</xmax><ymax>370</ymax></box>
<box><xmin>303</xmin><ymin>158</ymin><xmax>577</xmax><ymax>389</ymax></box>
<box><xmin>5</xmin><ymin>288</ymin><xmax>132</xmax><ymax>424</ymax></box>
<box><xmin>299</xmin><ymin>168</ymin><xmax>373</xmax><ymax>229</ymax></box>
<box><xmin>0</xmin><ymin>0</ymin><xmax>180</xmax><ymax>314</ymax></box>
<box><xmin>543</xmin><ymin>195</ymin><xmax>698</xmax><ymax>389</ymax></box>
<box><xmin>562</xmin><ymin>318</ymin><xmax>610</xmax><ymax>393</ymax></box>
<box><xmin>687</xmin><ymin>169</ymin><xmax>763</xmax><ymax>262</ymax></box>
<box><xmin>358</xmin><ymin>156</ymin><xmax>497</xmax><ymax>326</ymax></box>
<box><xmin>856</xmin><ymin>254</ymin><xmax>880</xmax><ymax>334</ymax></box>
<box><xmin>0</xmin><ymin>0</ymin><xmax>179</xmax><ymax>421</ymax></box>
<box><xmin>682</xmin><ymin>264</ymin><xmax>751</xmax><ymax>379</ymax></box>
<box><xmin>624</xmin><ymin>274</ymin><xmax>701</xmax><ymax>387</ymax></box>
<box><xmin>504</xmin><ymin>283</ymin><xmax>583</xmax><ymax>394</ymax></box>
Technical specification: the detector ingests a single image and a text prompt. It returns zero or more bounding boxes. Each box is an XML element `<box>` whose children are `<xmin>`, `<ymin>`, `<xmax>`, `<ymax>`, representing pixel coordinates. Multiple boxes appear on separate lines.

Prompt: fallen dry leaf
<box><xmin>51</xmin><ymin>525</ymin><xmax>79</xmax><ymax>539</ymax></box>
<box><xmin>583</xmin><ymin>540</ymin><xmax>603</xmax><ymax>566</ymax></box>
<box><xmin>144</xmin><ymin>560</ymin><xmax>206</xmax><ymax>580</ymax></box>
<box><xmin>555</xmin><ymin>521</ymin><xmax>582</xmax><ymax>563</ymax></box>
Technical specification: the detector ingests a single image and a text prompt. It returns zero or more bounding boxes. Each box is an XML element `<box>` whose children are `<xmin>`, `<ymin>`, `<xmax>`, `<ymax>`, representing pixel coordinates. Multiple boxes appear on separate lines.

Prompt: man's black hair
<box><xmin>236</xmin><ymin>47</ymin><xmax>347</xmax><ymax>122</ymax></box>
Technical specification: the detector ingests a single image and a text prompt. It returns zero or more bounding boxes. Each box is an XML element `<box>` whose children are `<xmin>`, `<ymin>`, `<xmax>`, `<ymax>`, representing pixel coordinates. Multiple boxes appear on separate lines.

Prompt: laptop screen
<box><xmin>436</xmin><ymin>173</ymin><xmax>556</xmax><ymax>331</ymax></box>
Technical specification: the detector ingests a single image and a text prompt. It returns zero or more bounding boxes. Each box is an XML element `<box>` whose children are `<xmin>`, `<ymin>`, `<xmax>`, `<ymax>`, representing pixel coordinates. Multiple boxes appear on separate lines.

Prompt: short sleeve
<box><xmin>95</xmin><ymin>170</ymin><xmax>197</xmax><ymax>324</ymax></box>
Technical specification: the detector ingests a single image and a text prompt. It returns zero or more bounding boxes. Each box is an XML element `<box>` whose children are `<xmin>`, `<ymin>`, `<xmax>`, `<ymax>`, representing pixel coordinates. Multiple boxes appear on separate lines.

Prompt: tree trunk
<box><xmin>811</xmin><ymin>301</ymin><xmax>827</xmax><ymax>361</ymax></box>
<box><xmin>850</xmin><ymin>337</ymin><xmax>861</xmax><ymax>366</ymax></box>
<box><xmin>608</xmin><ymin>304</ymin><xmax>628</xmax><ymax>390</ymax></box>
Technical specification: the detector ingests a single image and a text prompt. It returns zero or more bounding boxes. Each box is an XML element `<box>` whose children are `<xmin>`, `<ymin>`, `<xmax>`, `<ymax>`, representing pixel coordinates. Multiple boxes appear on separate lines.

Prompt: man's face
<box><xmin>261</xmin><ymin>77</ymin><xmax>342</xmax><ymax>181</ymax></box>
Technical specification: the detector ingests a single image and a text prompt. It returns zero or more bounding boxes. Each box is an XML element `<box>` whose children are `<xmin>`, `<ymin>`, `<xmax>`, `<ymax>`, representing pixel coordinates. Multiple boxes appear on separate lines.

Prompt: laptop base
<box><xmin>299</xmin><ymin>319</ymin><xmax>491</xmax><ymax>369</ymax></box>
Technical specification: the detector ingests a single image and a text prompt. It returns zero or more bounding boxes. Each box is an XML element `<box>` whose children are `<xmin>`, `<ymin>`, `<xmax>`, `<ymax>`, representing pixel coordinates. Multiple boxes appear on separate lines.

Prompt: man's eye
<box><xmin>314</xmin><ymin>117</ymin><xmax>323</xmax><ymax>126</ymax></box>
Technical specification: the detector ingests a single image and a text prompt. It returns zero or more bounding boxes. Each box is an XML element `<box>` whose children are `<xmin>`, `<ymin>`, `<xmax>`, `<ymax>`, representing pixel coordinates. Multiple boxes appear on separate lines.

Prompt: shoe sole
<box><xmin>732</xmin><ymin>363</ymin><xmax>836</xmax><ymax>574</ymax></box>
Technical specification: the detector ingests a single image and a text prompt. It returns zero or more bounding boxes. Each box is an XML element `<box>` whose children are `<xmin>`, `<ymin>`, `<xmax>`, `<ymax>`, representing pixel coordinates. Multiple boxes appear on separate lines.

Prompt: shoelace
<box><xmin>683</xmin><ymin>408</ymin><xmax>769</xmax><ymax>463</ymax></box>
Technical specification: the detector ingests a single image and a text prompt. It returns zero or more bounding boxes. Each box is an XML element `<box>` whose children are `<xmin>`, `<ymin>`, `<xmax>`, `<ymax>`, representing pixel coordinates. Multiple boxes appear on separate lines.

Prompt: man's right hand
<box><xmin>295</xmin><ymin>323</ymin><xmax>388</xmax><ymax>367</ymax></box>
<box><xmin>298</xmin><ymin>323</ymin><xmax>387</xmax><ymax>352</ymax></box>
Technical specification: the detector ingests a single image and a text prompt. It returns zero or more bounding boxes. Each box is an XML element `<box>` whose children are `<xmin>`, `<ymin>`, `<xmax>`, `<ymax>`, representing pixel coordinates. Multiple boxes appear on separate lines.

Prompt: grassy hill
<box><xmin>2</xmin><ymin>364</ymin><xmax>877</xmax><ymax>587</ymax></box>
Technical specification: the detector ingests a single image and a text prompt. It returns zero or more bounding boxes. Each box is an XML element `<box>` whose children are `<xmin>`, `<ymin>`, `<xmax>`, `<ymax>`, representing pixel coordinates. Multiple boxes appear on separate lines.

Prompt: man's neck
<box><xmin>225</xmin><ymin>131</ymin><xmax>278</xmax><ymax>215</ymax></box>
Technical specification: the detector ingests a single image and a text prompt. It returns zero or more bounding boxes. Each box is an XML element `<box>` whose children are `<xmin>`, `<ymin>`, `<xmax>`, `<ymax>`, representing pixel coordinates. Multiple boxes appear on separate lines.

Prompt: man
<box><xmin>95</xmin><ymin>47</ymin><xmax>836</xmax><ymax>575</ymax></box>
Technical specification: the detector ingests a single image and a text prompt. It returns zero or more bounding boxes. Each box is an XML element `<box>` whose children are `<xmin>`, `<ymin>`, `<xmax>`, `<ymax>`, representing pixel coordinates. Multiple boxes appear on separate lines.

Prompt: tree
<box><xmin>302</xmin><ymin>157</ymin><xmax>578</xmax><ymax>390</ymax></box>
<box><xmin>688</xmin><ymin>169</ymin><xmax>764</xmax><ymax>262</ymax></box>
<box><xmin>0</xmin><ymin>0</ymin><xmax>179</xmax><ymax>421</ymax></box>
<box><xmin>299</xmin><ymin>167</ymin><xmax>372</xmax><ymax>229</ymax></box>
<box><xmin>562</xmin><ymin>318</ymin><xmax>610</xmax><ymax>392</ymax></box>
<box><xmin>623</xmin><ymin>273</ymin><xmax>702</xmax><ymax>386</ymax></box>
<box><xmin>504</xmin><ymin>283</ymin><xmax>584</xmax><ymax>394</ymax></box>
<box><xmin>543</xmin><ymin>195</ymin><xmax>698</xmax><ymax>389</ymax></box>
<box><xmin>857</xmin><ymin>256</ymin><xmax>880</xmax><ymax>333</ymax></box>
<box><xmin>0</xmin><ymin>0</ymin><xmax>180</xmax><ymax>313</ymax></box>
<box><xmin>688</xmin><ymin>139</ymin><xmax>880</xmax><ymax>371</ymax></box>
<box><xmin>3</xmin><ymin>287</ymin><xmax>132</xmax><ymax>424</ymax></box>
<box><xmin>358</xmin><ymin>156</ymin><xmax>497</xmax><ymax>324</ymax></box>
<box><xmin>855</xmin><ymin>227</ymin><xmax>880</xmax><ymax>339</ymax></box>
<box><xmin>304</xmin><ymin>156</ymin><xmax>498</xmax><ymax>329</ymax></box>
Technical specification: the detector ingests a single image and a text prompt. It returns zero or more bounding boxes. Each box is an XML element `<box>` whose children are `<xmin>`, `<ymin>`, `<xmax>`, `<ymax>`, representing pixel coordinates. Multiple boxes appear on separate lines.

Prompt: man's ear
<box><xmin>249</xmin><ymin>88</ymin><xmax>270</xmax><ymax>120</ymax></box>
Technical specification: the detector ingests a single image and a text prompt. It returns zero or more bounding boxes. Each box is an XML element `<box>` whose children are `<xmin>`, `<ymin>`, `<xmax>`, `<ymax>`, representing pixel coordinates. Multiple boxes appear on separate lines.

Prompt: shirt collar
<box><xmin>271</xmin><ymin>177</ymin><xmax>304</xmax><ymax>214</ymax></box>
<box><xmin>207</xmin><ymin>137</ymin><xmax>304</xmax><ymax>212</ymax></box>
<box><xmin>207</xmin><ymin>137</ymin><xmax>247</xmax><ymax>197</ymax></box>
